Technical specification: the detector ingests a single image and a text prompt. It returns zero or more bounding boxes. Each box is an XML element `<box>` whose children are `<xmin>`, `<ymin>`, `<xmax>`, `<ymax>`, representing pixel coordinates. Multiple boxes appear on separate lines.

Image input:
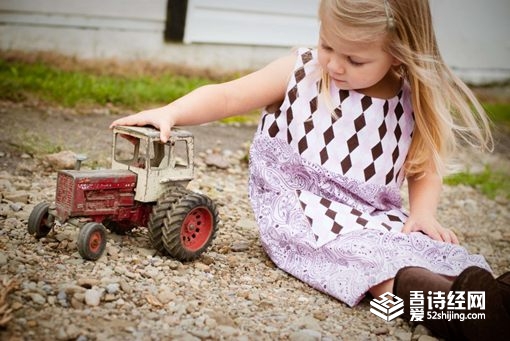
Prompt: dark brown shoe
<box><xmin>450</xmin><ymin>267</ymin><xmax>510</xmax><ymax>341</ymax></box>
<box><xmin>393</xmin><ymin>266</ymin><xmax>458</xmax><ymax>338</ymax></box>
<box><xmin>496</xmin><ymin>272</ymin><xmax>510</xmax><ymax>314</ymax></box>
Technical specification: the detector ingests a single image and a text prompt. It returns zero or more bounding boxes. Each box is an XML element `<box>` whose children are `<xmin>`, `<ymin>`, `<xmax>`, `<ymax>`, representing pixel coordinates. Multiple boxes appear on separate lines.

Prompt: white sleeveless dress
<box><xmin>248</xmin><ymin>48</ymin><xmax>490</xmax><ymax>306</ymax></box>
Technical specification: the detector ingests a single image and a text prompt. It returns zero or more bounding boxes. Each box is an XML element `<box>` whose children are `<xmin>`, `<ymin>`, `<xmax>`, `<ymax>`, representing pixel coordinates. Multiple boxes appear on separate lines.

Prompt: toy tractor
<box><xmin>27</xmin><ymin>126</ymin><xmax>219</xmax><ymax>261</ymax></box>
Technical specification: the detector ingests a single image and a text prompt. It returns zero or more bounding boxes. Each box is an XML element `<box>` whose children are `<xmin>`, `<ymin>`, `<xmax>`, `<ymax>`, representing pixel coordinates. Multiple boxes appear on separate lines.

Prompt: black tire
<box><xmin>77</xmin><ymin>222</ymin><xmax>107</xmax><ymax>261</ymax></box>
<box><xmin>162</xmin><ymin>192</ymin><xmax>219</xmax><ymax>261</ymax></box>
<box><xmin>148</xmin><ymin>185</ymin><xmax>190</xmax><ymax>255</ymax></box>
<box><xmin>28</xmin><ymin>202</ymin><xmax>52</xmax><ymax>238</ymax></box>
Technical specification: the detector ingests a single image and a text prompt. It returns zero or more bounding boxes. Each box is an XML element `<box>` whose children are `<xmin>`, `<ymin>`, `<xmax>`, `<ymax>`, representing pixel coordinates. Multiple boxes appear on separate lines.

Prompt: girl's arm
<box><xmin>402</xmin><ymin>162</ymin><xmax>459</xmax><ymax>244</ymax></box>
<box><xmin>110</xmin><ymin>53</ymin><xmax>296</xmax><ymax>142</ymax></box>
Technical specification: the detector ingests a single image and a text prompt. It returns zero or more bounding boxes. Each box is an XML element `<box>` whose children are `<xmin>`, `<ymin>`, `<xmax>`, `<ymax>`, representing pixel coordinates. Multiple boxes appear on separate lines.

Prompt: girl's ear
<box><xmin>391</xmin><ymin>57</ymin><xmax>403</xmax><ymax>67</ymax></box>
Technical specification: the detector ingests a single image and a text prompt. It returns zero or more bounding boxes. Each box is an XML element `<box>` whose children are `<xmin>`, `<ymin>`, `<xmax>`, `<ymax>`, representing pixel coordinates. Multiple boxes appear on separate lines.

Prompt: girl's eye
<box><xmin>348</xmin><ymin>57</ymin><xmax>364</xmax><ymax>66</ymax></box>
<box><xmin>321</xmin><ymin>44</ymin><xmax>333</xmax><ymax>52</ymax></box>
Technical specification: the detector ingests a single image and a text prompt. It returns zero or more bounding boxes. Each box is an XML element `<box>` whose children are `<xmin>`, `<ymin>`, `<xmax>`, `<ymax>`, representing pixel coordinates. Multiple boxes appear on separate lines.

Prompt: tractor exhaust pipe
<box><xmin>74</xmin><ymin>154</ymin><xmax>88</xmax><ymax>170</ymax></box>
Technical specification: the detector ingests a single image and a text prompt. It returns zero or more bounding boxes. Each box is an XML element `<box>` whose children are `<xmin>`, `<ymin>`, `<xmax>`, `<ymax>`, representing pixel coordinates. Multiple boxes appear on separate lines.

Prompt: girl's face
<box><xmin>318</xmin><ymin>20</ymin><xmax>401</xmax><ymax>96</ymax></box>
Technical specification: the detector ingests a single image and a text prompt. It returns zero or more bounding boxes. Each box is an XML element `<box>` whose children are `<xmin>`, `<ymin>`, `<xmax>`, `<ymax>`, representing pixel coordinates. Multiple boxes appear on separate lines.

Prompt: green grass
<box><xmin>0</xmin><ymin>58</ymin><xmax>212</xmax><ymax>109</ymax></box>
<box><xmin>444</xmin><ymin>166</ymin><xmax>510</xmax><ymax>200</ymax></box>
<box><xmin>484</xmin><ymin>103</ymin><xmax>510</xmax><ymax>123</ymax></box>
<box><xmin>11</xmin><ymin>131</ymin><xmax>64</xmax><ymax>155</ymax></box>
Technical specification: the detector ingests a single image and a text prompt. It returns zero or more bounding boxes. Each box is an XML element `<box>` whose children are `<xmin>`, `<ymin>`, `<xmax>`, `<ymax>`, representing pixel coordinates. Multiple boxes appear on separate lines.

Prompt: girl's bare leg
<box><xmin>369</xmin><ymin>278</ymin><xmax>395</xmax><ymax>298</ymax></box>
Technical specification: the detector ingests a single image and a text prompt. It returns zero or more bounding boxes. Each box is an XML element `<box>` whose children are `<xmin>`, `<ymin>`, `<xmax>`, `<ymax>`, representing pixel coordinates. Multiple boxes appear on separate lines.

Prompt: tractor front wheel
<box><xmin>162</xmin><ymin>193</ymin><xmax>219</xmax><ymax>261</ymax></box>
<box><xmin>77</xmin><ymin>222</ymin><xmax>107</xmax><ymax>261</ymax></box>
<box><xmin>28</xmin><ymin>202</ymin><xmax>53</xmax><ymax>238</ymax></box>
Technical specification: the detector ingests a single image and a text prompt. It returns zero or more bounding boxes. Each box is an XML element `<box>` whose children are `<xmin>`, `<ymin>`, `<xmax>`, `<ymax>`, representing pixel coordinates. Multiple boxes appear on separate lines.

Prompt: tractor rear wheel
<box><xmin>162</xmin><ymin>192</ymin><xmax>219</xmax><ymax>261</ymax></box>
<box><xmin>77</xmin><ymin>222</ymin><xmax>107</xmax><ymax>261</ymax></box>
<box><xmin>148</xmin><ymin>185</ymin><xmax>190</xmax><ymax>255</ymax></box>
<box><xmin>28</xmin><ymin>202</ymin><xmax>53</xmax><ymax>238</ymax></box>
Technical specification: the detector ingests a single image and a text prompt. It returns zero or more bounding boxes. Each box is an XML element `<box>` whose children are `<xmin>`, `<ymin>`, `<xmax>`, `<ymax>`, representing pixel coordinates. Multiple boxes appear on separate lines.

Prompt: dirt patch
<box><xmin>0</xmin><ymin>101</ymin><xmax>256</xmax><ymax>172</ymax></box>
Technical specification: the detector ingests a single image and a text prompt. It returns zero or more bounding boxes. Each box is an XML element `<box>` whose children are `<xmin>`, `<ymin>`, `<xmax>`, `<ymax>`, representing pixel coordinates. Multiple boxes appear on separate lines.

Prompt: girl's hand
<box><xmin>109</xmin><ymin>106</ymin><xmax>175</xmax><ymax>143</ymax></box>
<box><xmin>402</xmin><ymin>214</ymin><xmax>459</xmax><ymax>244</ymax></box>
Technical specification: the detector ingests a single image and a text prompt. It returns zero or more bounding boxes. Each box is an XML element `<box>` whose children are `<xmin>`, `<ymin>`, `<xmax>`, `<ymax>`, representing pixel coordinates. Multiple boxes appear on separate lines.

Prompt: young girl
<box><xmin>111</xmin><ymin>0</ymin><xmax>510</xmax><ymax>338</ymax></box>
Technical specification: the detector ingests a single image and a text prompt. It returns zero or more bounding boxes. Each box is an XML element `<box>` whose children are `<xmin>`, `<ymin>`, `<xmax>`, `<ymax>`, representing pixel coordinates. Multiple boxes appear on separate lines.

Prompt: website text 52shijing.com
<box><xmin>427</xmin><ymin>311</ymin><xmax>486</xmax><ymax>322</ymax></box>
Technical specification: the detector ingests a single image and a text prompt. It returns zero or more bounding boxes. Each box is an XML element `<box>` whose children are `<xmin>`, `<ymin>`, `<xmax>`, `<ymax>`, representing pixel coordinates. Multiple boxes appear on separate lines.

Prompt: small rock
<box><xmin>3</xmin><ymin>191</ymin><xmax>29</xmax><ymax>204</ymax></box>
<box><xmin>373</xmin><ymin>326</ymin><xmax>389</xmax><ymax>335</ymax></box>
<box><xmin>84</xmin><ymin>289</ymin><xmax>102</xmax><ymax>306</ymax></box>
<box><xmin>105</xmin><ymin>283</ymin><xmax>120</xmax><ymax>294</ymax></box>
<box><xmin>289</xmin><ymin>329</ymin><xmax>322</xmax><ymax>341</ymax></box>
<box><xmin>29</xmin><ymin>293</ymin><xmax>46</xmax><ymax>305</ymax></box>
<box><xmin>0</xmin><ymin>252</ymin><xmax>8</xmax><ymax>266</ymax></box>
<box><xmin>231</xmin><ymin>241</ymin><xmax>250</xmax><ymax>252</ymax></box>
<box><xmin>204</xmin><ymin>153</ymin><xmax>230</xmax><ymax>169</ymax></box>
<box><xmin>9</xmin><ymin>203</ymin><xmax>23</xmax><ymax>212</ymax></box>
<box><xmin>312</xmin><ymin>311</ymin><xmax>327</xmax><ymax>321</ymax></box>
<box><xmin>44</xmin><ymin>150</ymin><xmax>77</xmax><ymax>170</ymax></box>
<box><xmin>157</xmin><ymin>288</ymin><xmax>176</xmax><ymax>305</ymax></box>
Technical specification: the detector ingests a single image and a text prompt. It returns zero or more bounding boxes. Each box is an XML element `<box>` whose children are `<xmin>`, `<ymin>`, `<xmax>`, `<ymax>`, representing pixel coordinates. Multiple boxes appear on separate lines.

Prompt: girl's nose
<box><xmin>328</xmin><ymin>57</ymin><xmax>345</xmax><ymax>75</ymax></box>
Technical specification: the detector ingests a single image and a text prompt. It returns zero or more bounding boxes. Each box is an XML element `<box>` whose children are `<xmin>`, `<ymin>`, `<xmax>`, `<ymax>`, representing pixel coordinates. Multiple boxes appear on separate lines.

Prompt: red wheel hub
<box><xmin>89</xmin><ymin>231</ymin><xmax>103</xmax><ymax>253</ymax></box>
<box><xmin>181</xmin><ymin>207</ymin><xmax>213</xmax><ymax>251</ymax></box>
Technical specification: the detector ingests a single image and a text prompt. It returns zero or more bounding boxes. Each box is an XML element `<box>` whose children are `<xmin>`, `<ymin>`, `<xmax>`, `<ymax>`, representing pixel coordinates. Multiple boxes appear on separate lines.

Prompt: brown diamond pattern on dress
<box><xmin>309</xmin><ymin>96</ymin><xmax>318</xmax><ymax>113</ymax></box>
<box><xmin>378</xmin><ymin>121</ymin><xmax>387</xmax><ymax>139</ymax></box>
<box><xmin>339</xmin><ymin>89</ymin><xmax>349</xmax><ymax>102</ymax></box>
<box><xmin>268</xmin><ymin>120</ymin><xmax>280</xmax><ymax>137</ymax></box>
<box><xmin>286</xmin><ymin>107</ymin><xmax>293</xmax><ymax>126</ymax></box>
<box><xmin>331</xmin><ymin>222</ymin><xmax>343</xmax><ymax>234</ymax></box>
<box><xmin>385</xmin><ymin>168</ymin><xmax>394</xmax><ymax>185</ymax></box>
<box><xmin>288</xmin><ymin>85</ymin><xmax>298</xmax><ymax>104</ymax></box>
<box><xmin>371</xmin><ymin>142</ymin><xmax>383</xmax><ymax>160</ymax></box>
<box><xmin>354</xmin><ymin>114</ymin><xmax>366</xmax><ymax>132</ymax></box>
<box><xmin>325</xmin><ymin>208</ymin><xmax>336</xmax><ymax>220</ymax></box>
<box><xmin>320</xmin><ymin>197</ymin><xmax>331</xmax><ymax>207</ymax></box>
<box><xmin>356</xmin><ymin>216</ymin><xmax>368</xmax><ymax>226</ymax></box>
<box><xmin>341</xmin><ymin>155</ymin><xmax>352</xmax><ymax>173</ymax></box>
<box><xmin>298</xmin><ymin>136</ymin><xmax>308</xmax><ymax>154</ymax></box>
<box><xmin>395</xmin><ymin>102</ymin><xmax>404</xmax><ymax>120</ymax></box>
<box><xmin>304</xmin><ymin>119</ymin><xmax>314</xmax><ymax>134</ymax></box>
<box><xmin>333</xmin><ymin>107</ymin><xmax>342</xmax><ymax>120</ymax></box>
<box><xmin>361</xmin><ymin>96</ymin><xmax>372</xmax><ymax>111</ymax></box>
<box><xmin>394</xmin><ymin>124</ymin><xmax>402</xmax><ymax>142</ymax></box>
<box><xmin>387</xmin><ymin>214</ymin><xmax>402</xmax><ymax>222</ymax></box>
<box><xmin>392</xmin><ymin>146</ymin><xmax>399</xmax><ymax>164</ymax></box>
<box><xmin>301</xmin><ymin>50</ymin><xmax>313</xmax><ymax>64</ymax></box>
<box><xmin>347</xmin><ymin>134</ymin><xmax>359</xmax><ymax>152</ymax></box>
<box><xmin>351</xmin><ymin>208</ymin><xmax>362</xmax><ymax>216</ymax></box>
<box><xmin>364</xmin><ymin>163</ymin><xmax>376</xmax><ymax>181</ymax></box>
<box><xmin>295</xmin><ymin>66</ymin><xmax>306</xmax><ymax>83</ymax></box>
<box><xmin>382</xmin><ymin>222</ymin><xmax>392</xmax><ymax>231</ymax></box>
<box><xmin>323</xmin><ymin>126</ymin><xmax>335</xmax><ymax>144</ymax></box>
<box><xmin>383</xmin><ymin>100</ymin><xmax>389</xmax><ymax>117</ymax></box>
<box><xmin>320</xmin><ymin>147</ymin><xmax>329</xmax><ymax>165</ymax></box>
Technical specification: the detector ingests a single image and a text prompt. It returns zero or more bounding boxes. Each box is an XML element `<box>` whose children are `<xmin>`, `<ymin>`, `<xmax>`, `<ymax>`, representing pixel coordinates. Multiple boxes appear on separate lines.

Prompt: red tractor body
<box><xmin>54</xmin><ymin>169</ymin><xmax>151</xmax><ymax>227</ymax></box>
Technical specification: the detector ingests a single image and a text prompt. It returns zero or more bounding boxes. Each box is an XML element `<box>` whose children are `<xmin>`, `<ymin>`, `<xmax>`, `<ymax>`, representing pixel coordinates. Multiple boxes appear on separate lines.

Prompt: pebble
<box><xmin>84</xmin><ymin>289</ymin><xmax>102</xmax><ymax>306</ymax></box>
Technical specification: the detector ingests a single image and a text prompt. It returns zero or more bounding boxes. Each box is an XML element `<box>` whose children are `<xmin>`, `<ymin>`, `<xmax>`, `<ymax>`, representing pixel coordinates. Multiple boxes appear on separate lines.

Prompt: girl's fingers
<box><xmin>439</xmin><ymin>228</ymin><xmax>452</xmax><ymax>244</ymax></box>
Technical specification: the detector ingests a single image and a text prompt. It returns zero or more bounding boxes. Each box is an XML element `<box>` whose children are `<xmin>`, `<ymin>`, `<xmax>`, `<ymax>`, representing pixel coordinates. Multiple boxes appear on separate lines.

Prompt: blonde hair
<box><xmin>318</xmin><ymin>0</ymin><xmax>493</xmax><ymax>177</ymax></box>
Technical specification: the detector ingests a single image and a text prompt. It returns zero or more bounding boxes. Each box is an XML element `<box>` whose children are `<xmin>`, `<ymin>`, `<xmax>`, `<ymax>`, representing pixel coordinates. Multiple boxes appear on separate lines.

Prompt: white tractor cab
<box><xmin>112</xmin><ymin>125</ymin><xmax>195</xmax><ymax>203</ymax></box>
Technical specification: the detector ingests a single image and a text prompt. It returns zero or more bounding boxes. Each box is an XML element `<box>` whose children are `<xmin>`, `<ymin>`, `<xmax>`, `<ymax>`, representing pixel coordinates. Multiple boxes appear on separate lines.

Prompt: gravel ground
<box><xmin>0</xmin><ymin>102</ymin><xmax>509</xmax><ymax>341</ymax></box>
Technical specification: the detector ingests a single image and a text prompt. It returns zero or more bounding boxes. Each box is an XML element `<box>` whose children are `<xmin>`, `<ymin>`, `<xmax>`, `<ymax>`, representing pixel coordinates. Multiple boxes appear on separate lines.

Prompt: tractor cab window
<box><xmin>114</xmin><ymin>133</ymin><xmax>150</xmax><ymax>169</ymax></box>
<box><xmin>170</xmin><ymin>139</ymin><xmax>191</xmax><ymax>169</ymax></box>
<box><xmin>114</xmin><ymin>133</ymin><xmax>190</xmax><ymax>170</ymax></box>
